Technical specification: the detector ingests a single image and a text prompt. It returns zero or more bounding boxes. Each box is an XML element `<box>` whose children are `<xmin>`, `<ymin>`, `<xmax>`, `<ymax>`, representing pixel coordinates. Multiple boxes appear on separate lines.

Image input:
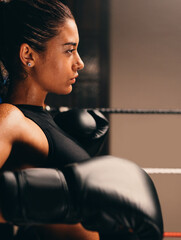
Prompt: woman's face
<box><xmin>32</xmin><ymin>19</ymin><xmax>84</xmax><ymax>95</ymax></box>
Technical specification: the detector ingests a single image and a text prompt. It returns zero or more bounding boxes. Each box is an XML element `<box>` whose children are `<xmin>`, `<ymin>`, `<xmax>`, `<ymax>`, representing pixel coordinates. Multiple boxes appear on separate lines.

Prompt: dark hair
<box><xmin>0</xmin><ymin>0</ymin><xmax>74</xmax><ymax>100</ymax></box>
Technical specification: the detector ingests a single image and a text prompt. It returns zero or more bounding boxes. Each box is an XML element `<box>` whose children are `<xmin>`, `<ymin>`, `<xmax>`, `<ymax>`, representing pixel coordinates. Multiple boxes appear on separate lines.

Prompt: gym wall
<box><xmin>110</xmin><ymin>0</ymin><xmax>181</xmax><ymax>236</ymax></box>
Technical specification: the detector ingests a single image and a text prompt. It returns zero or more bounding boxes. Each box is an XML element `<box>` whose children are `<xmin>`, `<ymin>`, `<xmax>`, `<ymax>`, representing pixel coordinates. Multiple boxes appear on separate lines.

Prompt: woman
<box><xmin>0</xmin><ymin>0</ymin><xmax>99</xmax><ymax>239</ymax></box>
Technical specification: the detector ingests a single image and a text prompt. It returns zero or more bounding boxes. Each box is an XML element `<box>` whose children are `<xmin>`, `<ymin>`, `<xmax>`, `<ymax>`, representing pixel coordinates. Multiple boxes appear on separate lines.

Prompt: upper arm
<box><xmin>0</xmin><ymin>103</ymin><xmax>49</xmax><ymax>223</ymax></box>
<box><xmin>0</xmin><ymin>104</ymin><xmax>26</xmax><ymax>168</ymax></box>
<box><xmin>0</xmin><ymin>104</ymin><xmax>49</xmax><ymax>169</ymax></box>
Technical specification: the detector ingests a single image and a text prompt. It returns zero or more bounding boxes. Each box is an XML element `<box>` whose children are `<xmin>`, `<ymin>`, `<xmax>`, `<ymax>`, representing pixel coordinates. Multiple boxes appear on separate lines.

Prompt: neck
<box><xmin>7</xmin><ymin>79</ymin><xmax>47</xmax><ymax>106</ymax></box>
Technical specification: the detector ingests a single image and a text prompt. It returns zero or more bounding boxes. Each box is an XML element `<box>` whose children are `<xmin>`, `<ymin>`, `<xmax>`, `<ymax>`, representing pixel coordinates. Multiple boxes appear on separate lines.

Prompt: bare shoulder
<box><xmin>0</xmin><ymin>103</ymin><xmax>27</xmax><ymax>136</ymax></box>
<box><xmin>0</xmin><ymin>103</ymin><xmax>49</xmax><ymax>167</ymax></box>
<box><xmin>0</xmin><ymin>103</ymin><xmax>47</xmax><ymax>142</ymax></box>
<box><xmin>0</xmin><ymin>103</ymin><xmax>28</xmax><ymax>167</ymax></box>
<box><xmin>0</xmin><ymin>103</ymin><xmax>25</xmax><ymax>119</ymax></box>
<box><xmin>0</xmin><ymin>103</ymin><xmax>26</xmax><ymax>128</ymax></box>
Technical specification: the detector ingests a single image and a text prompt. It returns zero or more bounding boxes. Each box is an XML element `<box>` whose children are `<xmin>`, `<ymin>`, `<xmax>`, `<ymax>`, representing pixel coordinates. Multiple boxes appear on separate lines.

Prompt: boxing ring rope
<box><xmin>164</xmin><ymin>233</ymin><xmax>181</xmax><ymax>238</ymax></box>
<box><xmin>144</xmin><ymin>168</ymin><xmax>181</xmax><ymax>238</ymax></box>
<box><xmin>88</xmin><ymin>108</ymin><xmax>181</xmax><ymax>115</ymax></box>
<box><xmin>143</xmin><ymin>168</ymin><xmax>181</xmax><ymax>174</ymax></box>
<box><xmin>45</xmin><ymin>106</ymin><xmax>181</xmax><ymax>115</ymax></box>
<box><xmin>46</xmin><ymin>106</ymin><xmax>181</xmax><ymax>238</ymax></box>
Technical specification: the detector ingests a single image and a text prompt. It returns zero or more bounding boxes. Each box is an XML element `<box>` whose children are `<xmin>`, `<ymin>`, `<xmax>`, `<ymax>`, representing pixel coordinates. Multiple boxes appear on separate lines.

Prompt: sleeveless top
<box><xmin>0</xmin><ymin>104</ymin><xmax>91</xmax><ymax>239</ymax></box>
<box><xmin>14</xmin><ymin>104</ymin><xmax>90</xmax><ymax>169</ymax></box>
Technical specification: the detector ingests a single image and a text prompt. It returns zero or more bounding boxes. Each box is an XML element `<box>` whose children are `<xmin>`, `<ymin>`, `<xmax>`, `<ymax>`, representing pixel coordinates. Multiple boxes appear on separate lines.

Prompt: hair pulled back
<box><xmin>0</xmin><ymin>0</ymin><xmax>74</xmax><ymax>101</ymax></box>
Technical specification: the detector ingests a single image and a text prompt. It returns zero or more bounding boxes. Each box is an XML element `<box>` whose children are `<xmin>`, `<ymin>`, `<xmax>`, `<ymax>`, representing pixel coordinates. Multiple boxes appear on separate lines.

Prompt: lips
<box><xmin>71</xmin><ymin>74</ymin><xmax>78</xmax><ymax>80</ymax></box>
<box><xmin>70</xmin><ymin>74</ymin><xmax>78</xmax><ymax>84</ymax></box>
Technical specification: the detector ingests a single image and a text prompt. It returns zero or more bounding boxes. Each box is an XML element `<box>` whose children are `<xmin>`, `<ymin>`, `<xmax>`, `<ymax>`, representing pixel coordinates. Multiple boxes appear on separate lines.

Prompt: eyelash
<box><xmin>66</xmin><ymin>49</ymin><xmax>76</xmax><ymax>54</ymax></box>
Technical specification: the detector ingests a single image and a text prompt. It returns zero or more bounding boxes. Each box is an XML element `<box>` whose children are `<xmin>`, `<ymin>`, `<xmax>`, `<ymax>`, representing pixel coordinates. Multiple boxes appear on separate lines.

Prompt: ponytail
<box><xmin>0</xmin><ymin>1</ymin><xmax>4</xmax><ymax>56</ymax></box>
<box><xmin>0</xmin><ymin>1</ymin><xmax>9</xmax><ymax>102</ymax></box>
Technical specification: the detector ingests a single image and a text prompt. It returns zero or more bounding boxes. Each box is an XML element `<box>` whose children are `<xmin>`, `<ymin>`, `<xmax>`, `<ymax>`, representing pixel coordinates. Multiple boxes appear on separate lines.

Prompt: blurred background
<box><xmin>46</xmin><ymin>0</ymin><xmax>181</xmax><ymax>238</ymax></box>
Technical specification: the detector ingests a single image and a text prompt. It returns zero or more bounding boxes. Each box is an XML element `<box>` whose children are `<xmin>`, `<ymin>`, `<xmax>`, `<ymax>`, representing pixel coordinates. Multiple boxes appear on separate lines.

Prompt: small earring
<box><xmin>27</xmin><ymin>63</ymin><xmax>31</xmax><ymax>67</ymax></box>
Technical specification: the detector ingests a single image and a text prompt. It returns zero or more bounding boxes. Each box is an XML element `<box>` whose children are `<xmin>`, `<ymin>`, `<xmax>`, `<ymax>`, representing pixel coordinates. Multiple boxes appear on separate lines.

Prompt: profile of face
<box><xmin>27</xmin><ymin>19</ymin><xmax>84</xmax><ymax>95</ymax></box>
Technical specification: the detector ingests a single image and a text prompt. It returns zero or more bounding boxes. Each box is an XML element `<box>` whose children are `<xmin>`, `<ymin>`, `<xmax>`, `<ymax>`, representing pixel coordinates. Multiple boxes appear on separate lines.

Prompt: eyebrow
<box><xmin>63</xmin><ymin>42</ymin><xmax>77</xmax><ymax>46</ymax></box>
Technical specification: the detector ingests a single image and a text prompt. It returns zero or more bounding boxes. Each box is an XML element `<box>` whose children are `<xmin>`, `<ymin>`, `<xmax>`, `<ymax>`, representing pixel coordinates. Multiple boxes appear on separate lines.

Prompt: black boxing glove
<box><xmin>0</xmin><ymin>156</ymin><xmax>163</xmax><ymax>240</ymax></box>
<box><xmin>53</xmin><ymin>109</ymin><xmax>109</xmax><ymax>156</ymax></box>
<box><xmin>0</xmin><ymin>168</ymin><xmax>71</xmax><ymax>224</ymax></box>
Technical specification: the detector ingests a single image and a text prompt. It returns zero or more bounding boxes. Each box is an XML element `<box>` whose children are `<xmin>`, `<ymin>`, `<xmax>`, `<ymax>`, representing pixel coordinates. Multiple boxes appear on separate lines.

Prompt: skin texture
<box><xmin>9</xmin><ymin>19</ymin><xmax>84</xmax><ymax>105</ymax></box>
<box><xmin>0</xmin><ymin>19</ymin><xmax>99</xmax><ymax>239</ymax></box>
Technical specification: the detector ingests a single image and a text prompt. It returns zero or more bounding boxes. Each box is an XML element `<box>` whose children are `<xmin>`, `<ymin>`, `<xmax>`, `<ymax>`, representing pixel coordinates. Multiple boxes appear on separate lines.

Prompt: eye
<box><xmin>66</xmin><ymin>49</ymin><xmax>76</xmax><ymax>54</ymax></box>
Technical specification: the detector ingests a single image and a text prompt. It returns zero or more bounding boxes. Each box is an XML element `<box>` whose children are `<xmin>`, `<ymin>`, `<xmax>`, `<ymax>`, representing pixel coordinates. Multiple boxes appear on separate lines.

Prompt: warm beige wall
<box><xmin>110</xmin><ymin>0</ymin><xmax>181</xmax><ymax>236</ymax></box>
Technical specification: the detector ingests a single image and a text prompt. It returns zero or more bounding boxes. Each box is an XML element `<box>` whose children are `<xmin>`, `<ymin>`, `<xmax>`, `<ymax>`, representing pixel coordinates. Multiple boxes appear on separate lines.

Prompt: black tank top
<box><xmin>14</xmin><ymin>105</ymin><xmax>90</xmax><ymax>169</ymax></box>
<box><xmin>0</xmin><ymin>105</ymin><xmax>90</xmax><ymax>240</ymax></box>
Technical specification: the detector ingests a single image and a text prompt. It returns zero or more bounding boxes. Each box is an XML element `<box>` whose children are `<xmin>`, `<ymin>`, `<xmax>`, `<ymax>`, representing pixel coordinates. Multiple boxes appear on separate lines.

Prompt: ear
<box><xmin>19</xmin><ymin>43</ymin><xmax>36</xmax><ymax>68</ymax></box>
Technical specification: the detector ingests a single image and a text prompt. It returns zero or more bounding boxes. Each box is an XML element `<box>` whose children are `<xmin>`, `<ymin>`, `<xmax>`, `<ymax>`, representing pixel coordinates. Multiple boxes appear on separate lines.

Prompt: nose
<box><xmin>73</xmin><ymin>53</ymin><xmax>84</xmax><ymax>71</ymax></box>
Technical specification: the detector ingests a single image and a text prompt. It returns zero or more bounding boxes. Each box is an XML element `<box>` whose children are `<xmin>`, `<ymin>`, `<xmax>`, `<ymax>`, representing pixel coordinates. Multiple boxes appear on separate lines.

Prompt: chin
<box><xmin>55</xmin><ymin>86</ymin><xmax>73</xmax><ymax>95</ymax></box>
